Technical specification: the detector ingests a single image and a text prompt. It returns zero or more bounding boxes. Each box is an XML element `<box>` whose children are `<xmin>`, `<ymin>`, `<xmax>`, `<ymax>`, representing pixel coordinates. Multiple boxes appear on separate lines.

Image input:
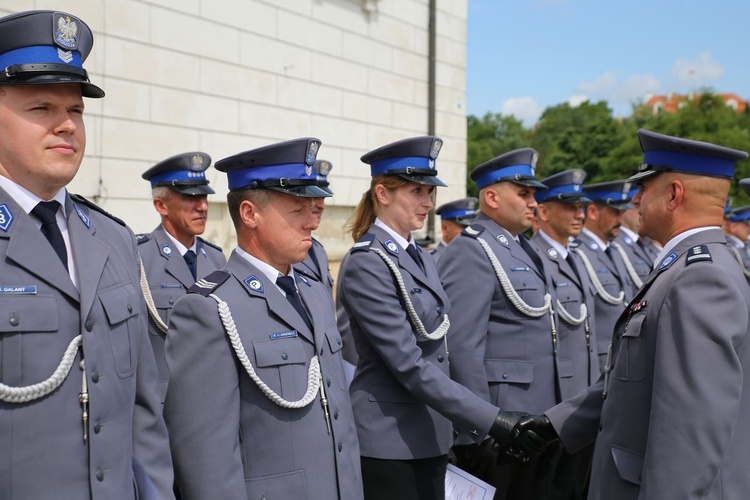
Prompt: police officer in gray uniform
<box><xmin>163</xmin><ymin>138</ymin><xmax>364</xmax><ymax>500</ymax></box>
<box><xmin>575</xmin><ymin>180</ymin><xmax>636</xmax><ymax>372</ymax></box>
<box><xmin>0</xmin><ymin>10</ymin><xmax>174</xmax><ymax>499</ymax></box>
<box><xmin>430</xmin><ymin>197</ymin><xmax>478</xmax><ymax>263</ymax></box>
<box><xmin>724</xmin><ymin>205</ymin><xmax>750</xmax><ymax>272</ymax></box>
<box><xmin>296</xmin><ymin>159</ymin><xmax>335</xmax><ymax>301</ymax></box>
<box><xmin>337</xmin><ymin>136</ymin><xmax>526</xmax><ymax>500</ymax></box>
<box><xmin>438</xmin><ymin>148</ymin><xmax>560</xmax><ymax>499</ymax></box>
<box><xmin>613</xmin><ymin>193</ymin><xmax>654</xmax><ymax>285</ymax></box>
<box><xmin>139</xmin><ymin>152</ymin><xmax>226</xmax><ymax>402</ymax></box>
<box><xmin>513</xmin><ymin>130</ymin><xmax>750</xmax><ymax>500</ymax></box>
<box><xmin>530</xmin><ymin>169</ymin><xmax>598</xmax><ymax>499</ymax></box>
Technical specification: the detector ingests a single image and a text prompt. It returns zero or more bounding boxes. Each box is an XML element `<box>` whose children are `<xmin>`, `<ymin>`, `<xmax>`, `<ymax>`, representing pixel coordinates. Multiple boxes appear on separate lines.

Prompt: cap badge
<box><xmin>531</xmin><ymin>152</ymin><xmax>539</xmax><ymax>170</ymax></box>
<box><xmin>573</xmin><ymin>184</ymin><xmax>581</xmax><ymax>192</ymax></box>
<box><xmin>53</xmin><ymin>13</ymin><xmax>79</xmax><ymax>50</ymax></box>
<box><xmin>572</xmin><ymin>170</ymin><xmax>584</xmax><ymax>183</ymax></box>
<box><xmin>244</xmin><ymin>275</ymin><xmax>264</xmax><ymax>293</ymax></box>
<box><xmin>0</xmin><ymin>204</ymin><xmax>14</xmax><ymax>233</ymax></box>
<box><xmin>305</xmin><ymin>141</ymin><xmax>320</xmax><ymax>166</ymax></box>
<box><xmin>190</xmin><ymin>154</ymin><xmax>205</xmax><ymax>171</ymax></box>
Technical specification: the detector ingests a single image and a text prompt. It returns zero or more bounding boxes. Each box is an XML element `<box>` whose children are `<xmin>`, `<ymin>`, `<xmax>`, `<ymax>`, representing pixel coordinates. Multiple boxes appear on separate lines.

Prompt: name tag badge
<box><xmin>510</xmin><ymin>266</ymin><xmax>529</xmax><ymax>272</ymax></box>
<box><xmin>161</xmin><ymin>283</ymin><xmax>184</xmax><ymax>289</ymax></box>
<box><xmin>0</xmin><ymin>285</ymin><xmax>37</xmax><ymax>295</ymax></box>
<box><xmin>270</xmin><ymin>330</ymin><xmax>298</xmax><ymax>340</ymax></box>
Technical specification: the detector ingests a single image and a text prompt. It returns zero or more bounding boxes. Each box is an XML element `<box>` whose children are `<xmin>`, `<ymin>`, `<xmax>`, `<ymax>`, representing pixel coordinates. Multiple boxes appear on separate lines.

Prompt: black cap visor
<box><xmin>396</xmin><ymin>173</ymin><xmax>447</xmax><ymax>187</ymax></box>
<box><xmin>268</xmin><ymin>184</ymin><xmax>332</xmax><ymax>198</ymax></box>
<box><xmin>0</xmin><ymin>64</ymin><xmax>104</xmax><ymax>98</ymax></box>
<box><xmin>169</xmin><ymin>183</ymin><xmax>215</xmax><ymax>196</ymax></box>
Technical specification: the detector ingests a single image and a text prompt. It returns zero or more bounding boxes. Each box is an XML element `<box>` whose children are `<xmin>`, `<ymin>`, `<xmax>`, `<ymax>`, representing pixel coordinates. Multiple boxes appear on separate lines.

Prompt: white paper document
<box><xmin>445</xmin><ymin>463</ymin><xmax>497</xmax><ymax>500</ymax></box>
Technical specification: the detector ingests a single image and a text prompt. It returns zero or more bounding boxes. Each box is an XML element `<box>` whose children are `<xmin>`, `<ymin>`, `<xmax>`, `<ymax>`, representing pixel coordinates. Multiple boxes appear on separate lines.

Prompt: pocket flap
<box><xmin>325</xmin><ymin>329</ymin><xmax>343</xmax><ymax>354</ymax></box>
<box><xmin>611</xmin><ymin>445</ymin><xmax>643</xmax><ymax>485</ymax></box>
<box><xmin>254</xmin><ymin>338</ymin><xmax>307</xmax><ymax>367</ymax></box>
<box><xmin>622</xmin><ymin>313</ymin><xmax>646</xmax><ymax>338</ymax></box>
<box><xmin>150</xmin><ymin>289</ymin><xmax>180</xmax><ymax>309</ymax></box>
<box><xmin>99</xmin><ymin>284</ymin><xmax>139</xmax><ymax>325</ymax></box>
<box><xmin>484</xmin><ymin>359</ymin><xmax>534</xmax><ymax>383</ymax></box>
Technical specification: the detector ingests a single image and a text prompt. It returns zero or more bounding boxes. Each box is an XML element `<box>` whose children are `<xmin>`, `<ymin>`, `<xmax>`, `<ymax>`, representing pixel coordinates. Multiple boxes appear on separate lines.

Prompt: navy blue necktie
<box><xmin>406</xmin><ymin>244</ymin><xmax>425</xmax><ymax>273</ymax></box>
<box><xmin>276</xmin><ymin>275</ymin><xmax>313</xmax><ymax>331</ymax></box>
<box><xmin>31</xmin><ymin>201</ymin><xmax>68</xmax><ymax>270</ymax></box>
<box><xmin>183</xmin><ymin>250</ymin><xmax>197</xmax><ymax>281</ymax></box>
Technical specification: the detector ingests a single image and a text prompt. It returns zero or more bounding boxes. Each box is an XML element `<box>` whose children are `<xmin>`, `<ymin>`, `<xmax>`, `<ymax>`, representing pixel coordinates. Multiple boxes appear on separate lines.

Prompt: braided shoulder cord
<box><xmin>572</xmin><ymin>248</ymin><xmax>625</xmax><ymax>305</ymax></box>
<box><xmin>0</xmin><ymin>335</ymin><xmax>82</xmax><ymax>403</ymax></box>
<box><xmin>475</xmin><ymin>237</ymin><xmax>551</xmax><ymax>317</ymax></box>
<box><xmin>209</xmin><ymin>293</ymin><xmax>321</xmax><ymax>409</ymax></box>
<box><xmin>370</xmin><ymin>248</ymin><xmax>450</xmax><ymax>341</ymax></box>
<box><xmin>556</xmin><ymin>301</ymin><xmax>587</xmax><ymax>326</ymax></box>
<box><xmin>610</xmin><ymin>241</ymin><xmax>644</xmax><ymax>289</ymax></box>
<box><xmin>139</xmin><ymin>258</ymin><xmax>168</xmax><ymax>333</ymax></box>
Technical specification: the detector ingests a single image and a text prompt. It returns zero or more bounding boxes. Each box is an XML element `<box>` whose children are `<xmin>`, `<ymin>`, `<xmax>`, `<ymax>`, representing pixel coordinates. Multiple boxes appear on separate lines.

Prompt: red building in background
<box><xmin>643</xmin><ymin>92</ymin><xmax>747</xmax><ymax>115</ymax></box>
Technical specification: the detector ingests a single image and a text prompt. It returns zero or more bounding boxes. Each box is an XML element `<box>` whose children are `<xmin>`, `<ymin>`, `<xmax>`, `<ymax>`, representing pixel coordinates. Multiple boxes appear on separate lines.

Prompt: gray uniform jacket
<box><xmin>531</xmin><ymin>234</ymin><xmax>599</xmax><ymax>398</ymax></box>
<box><xmin>0</xmin><ymin>189</ymin><xmax>174</xmax><ymax>500</ymax></box>
<box><xmin>726</xmin><ymin>234</ymin><xmax>750</xmax><ymax>270</ymax></box>
<box><xmin>337</xmin><ymin>225</ymin><xmax>499</xmax><ymax>459</ymax></box>
<box><xmin>437</xmin><ymin>215</ymin><xmax>559</xmax><ymax>443</ymax></box>
<box><xmin>295</xmin><ymin>236</ymin><xmax>334</xmax><ymax>301</ymax></box>
<box><xmin>137</xmin><ymin>225</ymin><xmax>225</xmax><ymax>402</ymax></box>
<box><xmin>573</xmin><ymin>232</ymin><xmax>633</xmax><ymax>372</ymax></box>
<box><xmin>546</xmin><ymin>228</ymin><xmax>750</xmax><ymax>500</ymax></box>
<box><xmin>163</xmin><ymin>251</ymin><xmax>363</xmax><ymax>500</ymax></box>
<box><xmin>335</xmin><ymin>251</ymin><xmax>358</xmax><ymax>365</ymax></box>
<box><xmin>613</xmin><ymin>230</ymin><xmax>653</xmax><ymax>283</ymax></box>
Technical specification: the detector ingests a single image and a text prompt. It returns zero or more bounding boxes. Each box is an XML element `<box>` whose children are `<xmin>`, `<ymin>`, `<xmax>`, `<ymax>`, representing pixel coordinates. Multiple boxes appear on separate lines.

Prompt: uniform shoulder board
<box><xmin>569</xmin><ymin>239</ymin><xmax>582</xmax><ymax>249</ymax></box>
<box><xmin>198</xmin><ymin>236</ymin><xmax>223</xmax><ymax>252</ymax></box>
<box><xmin>136</xmin><ymin>233</ymin><xmax>152</xmax><ymax>245</ymax></box>
<box><xmin>188</xmin><ymin>270</ymin><xmax>231</xmax><ymax>296</ymax></box>
<box><xmin>70</xmin><ymin>194</ymin><xmax>126</xmax><ymax>227</ymax></box>
<box><xmin>351</xmin><ymin>233</ymin><xmax>375</xmax><ymax>253</ymax></box>
<box><xmin>685</xmin><ymin>244</ymin><xmax>712</xmax><ymax>266</ymax></box>
<box><xmin>461</xmin><ymin>223</ymin><xmax>486</xmax><ymax>239</ymax></box>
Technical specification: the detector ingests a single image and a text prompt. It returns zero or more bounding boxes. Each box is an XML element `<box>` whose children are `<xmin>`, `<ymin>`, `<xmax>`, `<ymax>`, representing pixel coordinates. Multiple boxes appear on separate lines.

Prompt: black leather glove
<box><xmin>511</xmin><ymin>414</ymin><xmax>560</xmax><ymax>456</ymax></box>
<box><xmin>452</xmin><ymin>438</ymin><xmax>500</xmax><ymax>479</ymax></box>
<box><xmin>488</xmin><ymin>411</ymin><xmax>528</xmax><ymax>444</ymax></box>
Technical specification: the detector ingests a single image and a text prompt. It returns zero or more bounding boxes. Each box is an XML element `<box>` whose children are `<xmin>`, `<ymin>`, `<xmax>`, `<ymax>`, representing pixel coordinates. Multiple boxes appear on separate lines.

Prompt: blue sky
<box><xmin>467</xmin><ymin>0</ymin><xmax>750</xmax><ymax>127</ymax></box>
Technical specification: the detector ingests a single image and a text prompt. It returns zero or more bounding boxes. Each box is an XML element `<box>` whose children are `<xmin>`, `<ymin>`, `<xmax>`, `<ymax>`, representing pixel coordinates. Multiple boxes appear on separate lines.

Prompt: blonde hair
<box><xmin>346</xmin><ymin>175</ymin><xmax>410</xmax><ymax>241</ymax></box>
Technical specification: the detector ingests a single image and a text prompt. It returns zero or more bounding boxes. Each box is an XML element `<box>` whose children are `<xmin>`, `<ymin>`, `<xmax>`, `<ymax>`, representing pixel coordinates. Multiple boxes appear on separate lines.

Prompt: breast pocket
<box><xmin>508</xmin><ymin>269</ymin><xmax>544</xmax><ymax>307</ymax></box>
<box><xmin>613</xmin><ymin>312</ymin><xmax>648</xmax><ymax>382</ymax></box>
<box><xmin>150</xmin><ymin>288</ymin><xmax>182</xmax><ymax>328</ymax></box>
<box><xmin>324</xmin><ymin>328</ymin><xmax>347</xmax><ymax>391</ymax></box>
<box><xmin>0</xmin><ymin>294</ymin><xmax>58</xmax><ymax>334</ymax></box>
<box><xmin>253</xmin><ymin>338</ymin><xmax>310</xmax><ymax>401</ymax></box>
<box><xmin>99</xmin><ymin>283</ymin><xmax>140</xmax><ymax>378</ymax></box>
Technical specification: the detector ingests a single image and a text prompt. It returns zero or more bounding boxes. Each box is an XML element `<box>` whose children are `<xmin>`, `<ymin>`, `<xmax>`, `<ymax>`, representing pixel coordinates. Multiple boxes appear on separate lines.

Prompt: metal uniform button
<box><xmin>334</xmin><ymin>410</ymin><xmax>339</xmax><ymax>420</ymax></box>
<box><xmin>326</xmin><ymin>378</ymin><xmax>331</xmax><ymax>388</ymax></box>
<box><xmin>85</xmin><ymin>319</ymin><xmax>94</xmax><ymax>331</ymax></box>
<box><xmin>338</xmin><ymin>442</ymin><xmax>343</xmax><ymax>452</ymax></box>
<box><xmin>437</xmin><ymin>355</ymin><xmax>445</xmax><ymax>363</ymax></box>
<box><xmin>91</xmin><ymin>371</ymin><xmax>100</xmax><ymax>383</ymax></box>
<box><xmin>95</xmin><ymin>468</ymin><xmax>104</xmax><ymax>481</ymax></box>
<box><xmin>281</xmin><ymin>352</ymin><xmax>288</xmax><ymax>361</ymax></box>
<box><xmin>169</xmin><ymin>298</ymin><xmax>174</xmax><ymax>305</ymax></box>
<box><xmin>9</xmin><ymin>315</ymin><xmax>19</xmax><ymax>326</ymax></box>
<box><xmin>336</xmin><ymin>338</ymin><xmax>341</xmax><ymax>346</ymax></box>
<box><xmin>94</xmin><ymin>422</ymin><xmax>102</xmax><ymax>434</ymax></box>
<box><xmin>127</xmin><ymin>304</ymin><xmax>133</xmax><ymax>313</ymax></box>
<box><xmin>598</xmin><ymin>423</ymin><xmax>603</xmax><ymax>432</ymax></box>
<box><xmin>502</xmin><ymin>374</ymin><xmax>508</xmax><ymax>380</ymax></box>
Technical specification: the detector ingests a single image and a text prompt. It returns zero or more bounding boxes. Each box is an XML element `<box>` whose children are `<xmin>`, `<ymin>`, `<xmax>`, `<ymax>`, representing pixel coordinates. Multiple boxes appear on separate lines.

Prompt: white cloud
<box><xmin>670</xmin><ymin>51</ymin><xmax>724</xmax><ymax>87</ymax></box>
<box><xmin>501</xmin><ymin>96</ymin><xmax>544</xmax><ymax>127</ymax></box>
<box><xmin>575</xmin><ymin>71</ymin><xmax>659</xmax><ymax>107</ymax></box>
<box><xmin>568</xmin><ymin>95</ymin><xmax>589</xmax><ymax>107</ymax></box>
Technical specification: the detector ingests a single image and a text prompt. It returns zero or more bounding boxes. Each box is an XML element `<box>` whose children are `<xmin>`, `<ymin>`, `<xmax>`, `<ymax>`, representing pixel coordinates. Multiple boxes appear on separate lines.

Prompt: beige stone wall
<box><xmin>2</xmin><ymin>0</ymin><xmax>467</xmax><ymax>260</ymax></box>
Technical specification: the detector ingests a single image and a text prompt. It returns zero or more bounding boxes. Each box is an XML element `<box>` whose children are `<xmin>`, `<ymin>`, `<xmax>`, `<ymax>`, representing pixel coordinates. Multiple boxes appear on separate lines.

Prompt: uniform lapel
<box><xmin>67</xmin><ymin>197</ymin><xmax>107</xmax><ymax>315</ymax></box>
<box><xmin>228</xmin><ymin>253</ymin><xmax>314</xmax><ymax>344</ymax></box>
<box><xmin>154</xmin><ymin>227</ymin><xmax>194</xmax><ymax>288</ymax></box>
<box><xmin>2</xmin><ymin>193</ymin><xmax>78</xmax><ymax>301</ymax></box>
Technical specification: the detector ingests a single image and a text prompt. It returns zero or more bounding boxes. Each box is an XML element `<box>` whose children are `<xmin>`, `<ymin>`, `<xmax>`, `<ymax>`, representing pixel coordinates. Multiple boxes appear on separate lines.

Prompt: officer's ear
<box><xmin>373</xmin><ymin>184</ymin><xmax>391</xmax><ymax>206</ymax></box>
<box><xmin>153</xmin><ymin>197</ymin><xmax>169</xmax><ymax>217</ymax></box>
<box><xmin>239</xmin><ymin>199</ymin><xmax>261</xmax><ymax>229</ymax></box>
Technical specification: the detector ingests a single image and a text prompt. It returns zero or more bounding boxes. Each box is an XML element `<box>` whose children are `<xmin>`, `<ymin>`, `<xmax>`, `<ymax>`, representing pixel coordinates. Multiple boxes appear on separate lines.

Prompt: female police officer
<box><xmin>336</xmin><ymin>136</ymin><xmax>526</xmax><ymax>499</ymax></box>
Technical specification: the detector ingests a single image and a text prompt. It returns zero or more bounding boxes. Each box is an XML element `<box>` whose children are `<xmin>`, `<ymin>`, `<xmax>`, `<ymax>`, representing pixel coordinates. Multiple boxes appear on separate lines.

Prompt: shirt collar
<box><xmin>163</xmin><ymin>229</ymin><xmax>195</xmax><ymax>256</ymax></box>
<box><xmin>619</xmin><ymin>225</ymin><xmax>639</xmax><ymax>243</ymax></box>
<box><xmin>0</xmin><ymin>175</ymin><xmax>67</xmax><ymax>215</ymax></box>
<box><xmin>234</xmin><ymin>247</ymin><xmax>297</xmax><ymax>286</ymax></box>
<box><xmin>374</xmin><ymin>217</ymin><xmax>415</xmax><ymax>250</ymax></box>
<box><xmin>538</xmin><ymin>229</ymin><xmax>568</xmax><ymax>258</ymax></box>
<box><xmin>582</xmin><ymin>227</ymin><xmax>609</xmax><ymax>251</ymax></box>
